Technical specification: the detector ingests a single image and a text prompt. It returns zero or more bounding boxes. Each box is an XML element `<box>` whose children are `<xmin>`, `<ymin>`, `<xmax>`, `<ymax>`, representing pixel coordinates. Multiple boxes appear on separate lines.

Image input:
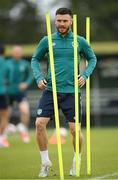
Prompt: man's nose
<box><xmin>60</xmin><ymin>21</ymin><xmax>64</xmax><ymax>25</ymax></box>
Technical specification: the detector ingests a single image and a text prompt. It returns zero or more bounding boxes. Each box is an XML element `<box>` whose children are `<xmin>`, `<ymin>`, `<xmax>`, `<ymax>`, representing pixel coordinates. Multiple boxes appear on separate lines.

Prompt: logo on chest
<box><xmin>72</xmin><ymin>41</ymin><xmax>79</xmax><ymax>47</ymax></box>
<box><xmin>20</xmin><ymin>65</ymin><xmax>25</xmax><ymax>72</ymax></box>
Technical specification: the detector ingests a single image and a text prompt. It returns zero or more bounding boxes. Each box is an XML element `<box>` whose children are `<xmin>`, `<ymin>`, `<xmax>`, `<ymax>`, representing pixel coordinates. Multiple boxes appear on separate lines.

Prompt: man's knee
<box><xmin>35</xmin><ymin>117</ymin><xmax>49</xmax><ymax>132</ymax></box>
<box><xmin>19</xmin><ymin>101</ymin><xmax>30</xmax><ymax>115</ymax></box>
<box><xmin>35</xmin><ymin>118</ymin><xmax>43</xmax><ymax>130</ymax></box>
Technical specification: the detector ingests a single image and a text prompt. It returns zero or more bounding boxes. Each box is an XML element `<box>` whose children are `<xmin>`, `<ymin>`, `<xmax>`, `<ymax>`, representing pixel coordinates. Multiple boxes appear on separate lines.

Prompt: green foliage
<box><xmin>0</xmin><ymin>0</ymin><xmax>118</xmax><ymax>43</ymax></box>
<box><xmin>72</xmin><ymin>0</ymin><xmax>118</xmax><ymax>41</ymax></box>
<box><xmin>0</xmin><ymin>0</ymin><xmax>42</xmax><ymax>44</ymax></box>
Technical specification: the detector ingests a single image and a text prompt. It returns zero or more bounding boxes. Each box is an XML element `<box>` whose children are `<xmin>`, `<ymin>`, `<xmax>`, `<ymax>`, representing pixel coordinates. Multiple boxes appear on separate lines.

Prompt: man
<box><xmin>7</xmin><ymin>45</ymin><xmax>32</xmax><ymax>143</ymax></box>
<box><xmin>0</xmin><ymin>45</ymin><xmax>9</xmax><ymax>147</ymax></box>
<box><xmin>31</xmin><ymin>8</ymin><xmax>97</xmax><ymax>177</ymax></box>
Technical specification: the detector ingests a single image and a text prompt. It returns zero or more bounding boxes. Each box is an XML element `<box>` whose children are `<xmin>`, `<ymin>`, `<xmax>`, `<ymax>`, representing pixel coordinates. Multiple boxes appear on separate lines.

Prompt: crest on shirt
<box><xmin>20</xmin><ymin>65</ymin><xmax>25</xmax><ymax>71</ymax></box>
<box><xmin>37</xmin><ymin>109</ymin><xmax>42</xmax><ymax>115</ymax></box>
<box><xmin>72</xmin><ymin>42</ymin><xmax>78</xmax><ymax>47</ymax></box>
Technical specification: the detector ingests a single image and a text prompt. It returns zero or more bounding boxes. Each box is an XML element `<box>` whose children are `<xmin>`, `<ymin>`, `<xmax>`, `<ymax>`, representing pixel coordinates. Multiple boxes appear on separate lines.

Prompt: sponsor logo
<box><xmin>52</xmin><ymin>42</ymin><xmax>56</xmax><ymax>46</ymax></box>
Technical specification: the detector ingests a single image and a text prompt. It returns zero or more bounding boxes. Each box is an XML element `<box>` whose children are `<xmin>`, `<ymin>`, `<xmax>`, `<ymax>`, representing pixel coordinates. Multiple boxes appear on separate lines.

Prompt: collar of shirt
<box><xmin>12</xmin><ymin>58</ymin><xmax>21</xmax><ymax>63</ymax></box>
<box><xmin>57</xmin><ymin>29</ymin><xmax>73</xmax><ymax>38</ymax></box>
<box><xmin>0</xmin><ymin>55</ymin><xmax>5</xmax><ymax>59</ymax></box>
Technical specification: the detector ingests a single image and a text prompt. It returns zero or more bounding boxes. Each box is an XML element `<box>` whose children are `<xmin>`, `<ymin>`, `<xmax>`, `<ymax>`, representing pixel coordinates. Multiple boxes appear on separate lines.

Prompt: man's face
<box><xmin>12</xmin><ymin>46</ymin><xmax>22</xmax><ymax>60</ymax></box>
<box><xmin>55</xmin><ymin>14</ymin><xmax>72</xmax><ymax>35</ymax></box>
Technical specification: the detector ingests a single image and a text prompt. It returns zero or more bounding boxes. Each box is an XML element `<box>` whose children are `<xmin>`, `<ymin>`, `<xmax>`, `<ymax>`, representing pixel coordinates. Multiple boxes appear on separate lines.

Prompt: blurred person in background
<box><xmin>7</xmin><ymin>45</ymin><xmax>32</xmax><ymax>143</ymax></box>
<box><xmin>31</xmin><ymin>8</ymin><xmax>97</xmax><ymax>177</ymax></box>
<box><xmin>0</xmin><ymin>44</ymin><xmax>9</xmax><ymax>147</ymax></box>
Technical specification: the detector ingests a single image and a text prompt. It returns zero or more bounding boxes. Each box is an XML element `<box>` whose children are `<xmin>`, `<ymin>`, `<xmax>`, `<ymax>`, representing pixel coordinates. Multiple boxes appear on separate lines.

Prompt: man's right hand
<box><xmin>38</xmin><ymin>79</ymin><xmax>47</xmax><ymax>90</ymax></box>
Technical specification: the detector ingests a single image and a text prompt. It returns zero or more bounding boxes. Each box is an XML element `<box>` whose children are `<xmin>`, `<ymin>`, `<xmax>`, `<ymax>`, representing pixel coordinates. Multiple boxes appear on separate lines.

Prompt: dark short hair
<box><xmin>56</xmin><ymin>8</ymin><xmax>72</xmax><ymax>17</ymax></box>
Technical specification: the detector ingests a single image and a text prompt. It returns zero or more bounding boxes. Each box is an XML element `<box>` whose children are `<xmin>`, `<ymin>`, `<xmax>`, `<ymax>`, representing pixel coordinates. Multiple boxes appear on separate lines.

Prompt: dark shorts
<box><xmin>37</xmin><ymin>90</ymin><xmax>82</xmax><ymax>123</ymax></box>
<box><xmin>0</xmin><ymin>95</ymin><xmax>9</xmax><ymax>109</ymax></box>
<box><xmin>8</xmin><ymin>93</ymin><xmax>27</xmax><ymax>106</ymax></box>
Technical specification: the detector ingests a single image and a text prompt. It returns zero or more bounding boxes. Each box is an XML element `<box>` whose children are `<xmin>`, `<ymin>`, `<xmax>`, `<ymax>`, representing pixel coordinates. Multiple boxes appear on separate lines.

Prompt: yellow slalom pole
<box><xmin>86</xmin><ymin>17</ymin><xmax>91</xmax><ymax>175</ymax></box>
<box><xmin>73</xmin><ymin>14</ymin><xmax>80</xmax><ymax>177</ymax></box>
<box><xmin>45</xmin><ymin>13</ymin><xmax>64</xmax><ymax>180</ymax></box>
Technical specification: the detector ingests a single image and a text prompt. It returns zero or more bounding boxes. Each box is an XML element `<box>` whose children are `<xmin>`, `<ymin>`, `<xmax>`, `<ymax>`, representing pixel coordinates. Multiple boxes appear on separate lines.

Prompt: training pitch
<box><xmin>0</xmin><ymin>127</ymin><xmax>118</xmax><ymax>179</ymax></box>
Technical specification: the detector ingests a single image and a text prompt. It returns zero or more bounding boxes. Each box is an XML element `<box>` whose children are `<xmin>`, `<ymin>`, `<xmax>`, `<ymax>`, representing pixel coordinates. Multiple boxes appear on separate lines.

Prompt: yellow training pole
<box><xmin>86</xmin><ymin>17</ymin><xmax>91</xmax><ymax>175</ymax></box>
<box><xmin>46</xmin><ymin>13</ymin><xmax>64</xmax><ymax>180</ymax></box>
<box><xmin>73</xmin><ymin>14</ymin><xmax>80</xmax><ymax>177</ymax></box>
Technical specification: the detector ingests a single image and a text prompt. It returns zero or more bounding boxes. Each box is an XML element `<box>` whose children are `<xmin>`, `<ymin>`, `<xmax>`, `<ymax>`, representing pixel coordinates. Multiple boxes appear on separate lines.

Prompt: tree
<box><xmin>71</xmin><ymin>0</ymin><xmax>118</xmax><ymax>41</ymax></box>
<box><xmin>0</xmin><ymin>0</ymin><xmax>118</xmax><ymax>43</ymax></box>
<box><xmin>0</xmin><ymin>0</ymin><xmax>42</xmax><ymax>44</ymax></box>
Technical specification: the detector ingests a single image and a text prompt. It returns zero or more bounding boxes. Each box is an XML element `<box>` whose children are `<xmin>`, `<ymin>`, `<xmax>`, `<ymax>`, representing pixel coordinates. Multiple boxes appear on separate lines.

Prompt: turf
<box><xmin>0</xmin><ymin>127</ymin><xmax>118</xmax><ymax>179</ymax></box>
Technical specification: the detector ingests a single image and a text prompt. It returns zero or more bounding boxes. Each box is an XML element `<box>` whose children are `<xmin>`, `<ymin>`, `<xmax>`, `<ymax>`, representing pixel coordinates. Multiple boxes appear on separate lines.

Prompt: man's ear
<box><xmin>55</xmin><ymin>20</ymin><xmax>57</xmax><ymax>26</ymax></box>
<box><xmin>71</xmin><ymin>19</ymin><xmax>73</xmax><ymax>25</ymax></box>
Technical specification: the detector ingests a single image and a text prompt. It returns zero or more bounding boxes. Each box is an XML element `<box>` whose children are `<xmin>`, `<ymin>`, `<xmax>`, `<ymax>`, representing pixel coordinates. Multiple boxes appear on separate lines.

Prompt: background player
<box><xmin>7</xmin><ymin>45</ymin><xmax>32</xmax><ymax>143</ymax></box>
<box><xmin>0</xmin><ymin>44</ymin><xmax>9</xmax><ymax>147</ymax></box>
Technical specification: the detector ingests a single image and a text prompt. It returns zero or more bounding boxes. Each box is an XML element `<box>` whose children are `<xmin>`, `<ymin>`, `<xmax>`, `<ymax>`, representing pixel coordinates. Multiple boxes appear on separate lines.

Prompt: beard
<box><xmin>57</xmin><ymin>26</ymin><xmax>70</xmax><ymax>35</ymax></box>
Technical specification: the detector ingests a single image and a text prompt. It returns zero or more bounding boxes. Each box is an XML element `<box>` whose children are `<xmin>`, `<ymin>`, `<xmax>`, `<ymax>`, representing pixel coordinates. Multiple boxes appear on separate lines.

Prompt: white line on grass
<box><xmin>91</xmin><ymin>172</ymin><xmax>118</xmax><ymax>179</ymax></box>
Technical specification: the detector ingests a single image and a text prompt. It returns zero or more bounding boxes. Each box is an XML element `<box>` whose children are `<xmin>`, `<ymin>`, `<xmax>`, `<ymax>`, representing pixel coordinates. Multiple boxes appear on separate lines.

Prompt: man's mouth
<box><xmin>59</xmin><ymin>27</ymin><xmax>66</xmax><ymax>30</ymax></box>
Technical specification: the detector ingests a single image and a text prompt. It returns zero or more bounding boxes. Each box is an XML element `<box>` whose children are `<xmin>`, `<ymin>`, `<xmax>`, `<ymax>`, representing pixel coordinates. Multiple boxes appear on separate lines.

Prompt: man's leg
<box><xmin>8</xmin><ymin>106</ymin><xmax>12</xmax><ymax>118</ymax></box>
<box><xmin>18</xmin><ymin>100</ymin><xmax>30</xmax><ymax>143</ymax></box>
<box><xmin>0</xmin><ymin>111</ymin><xmax>8</xmax><ymax>134</ymax></box>
<box><xmin>0</xmin><ymin>109</ymin><xmax>10</xmax><ymax>147</ymax></box>
<box><xmin>35</xmin><ymin>117</ymin><xmax>50</xmax><ymax>151</ymax></box>
<box><xmin>69</xmin><ymin>122</ymin><xmax>84</xmax><ymax>153</ymax></box>
<box><xmin>35</xmin><ymin>117</ymin><xmax>52</xmax><ymax>177</ymax></box>
<box><xmin>69</xmin><ymin>122</ymin><xmax>84</xmax><ymax>176</ymax></box>
<box><xmin>35</xmin><ymin>90</ymin><xmax>54</xmax><ymax>177</ymax></box>
<box><xmin>19</xmin><ymin>100</ymin><xmax>30</xmax><ymax>126</ymax></box>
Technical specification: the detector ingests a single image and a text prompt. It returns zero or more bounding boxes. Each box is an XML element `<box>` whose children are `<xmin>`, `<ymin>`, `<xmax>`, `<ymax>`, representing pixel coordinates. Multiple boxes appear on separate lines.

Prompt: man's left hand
<box><xmin>78</xmin><ymin>75</ymin><xmax>86</xmax><ymax>88</ymax></box>
<box><xmin>19</xmin><ymin>83</ymin><xmax>28</xmax><ymax>91</ymax></box>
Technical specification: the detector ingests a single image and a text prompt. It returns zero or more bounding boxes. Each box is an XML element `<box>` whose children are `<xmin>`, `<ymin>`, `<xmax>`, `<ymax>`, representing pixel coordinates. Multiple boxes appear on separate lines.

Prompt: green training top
<box><xmin>7</xmin><ymin>58</ymin><xmax>32</xmax><ymax>94</ymax></box>
<box><xmin>0</xmin><ymin>56</ymin><xmax>7</xmax><ymax>94</ymax></box>
<box><xmin>31</xmin><ymin>30</ymin><xmax>97</xmax><ymax>93</ymax></box>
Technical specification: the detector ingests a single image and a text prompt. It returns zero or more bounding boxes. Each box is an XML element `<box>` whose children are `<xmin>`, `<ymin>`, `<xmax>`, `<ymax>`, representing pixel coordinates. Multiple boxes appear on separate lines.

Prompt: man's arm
<box><xmin>31</xmin><ymin>36</ymin><xmax>48</xmax><ymax>86</ymax></box>
<box><xmin>19</xmin><ymin>61</ymin><xmax>33</xmax><ymax>91</ymax></box>
<box><xmin>80</xmin><ymin>37</ymin><xmax>97</xmax><ymax>80</ymax></box>
<box><xmin>5</xmin><ymin>60</ymin><xmax>11</xmax><ymax>86</ymax></box>
<box><xmin>25</xmin><ymin>61</ymin><xmax>33</xmax><ymax>85</ymax></box>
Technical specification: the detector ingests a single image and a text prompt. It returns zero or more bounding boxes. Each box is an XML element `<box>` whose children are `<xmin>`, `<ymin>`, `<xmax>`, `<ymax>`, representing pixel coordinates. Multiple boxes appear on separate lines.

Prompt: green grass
<box><xmin>0</xmin><ymin>127</ymin><xmax>118</xmax><ymax>179</ymax></box>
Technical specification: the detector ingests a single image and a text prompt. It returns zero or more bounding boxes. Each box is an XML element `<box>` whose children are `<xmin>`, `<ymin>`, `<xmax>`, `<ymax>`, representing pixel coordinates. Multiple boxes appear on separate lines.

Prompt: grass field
<box><xmin>0</xmin><ymin>127</ymin><xmax>118</xmax><ymax>179</ymax></box>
